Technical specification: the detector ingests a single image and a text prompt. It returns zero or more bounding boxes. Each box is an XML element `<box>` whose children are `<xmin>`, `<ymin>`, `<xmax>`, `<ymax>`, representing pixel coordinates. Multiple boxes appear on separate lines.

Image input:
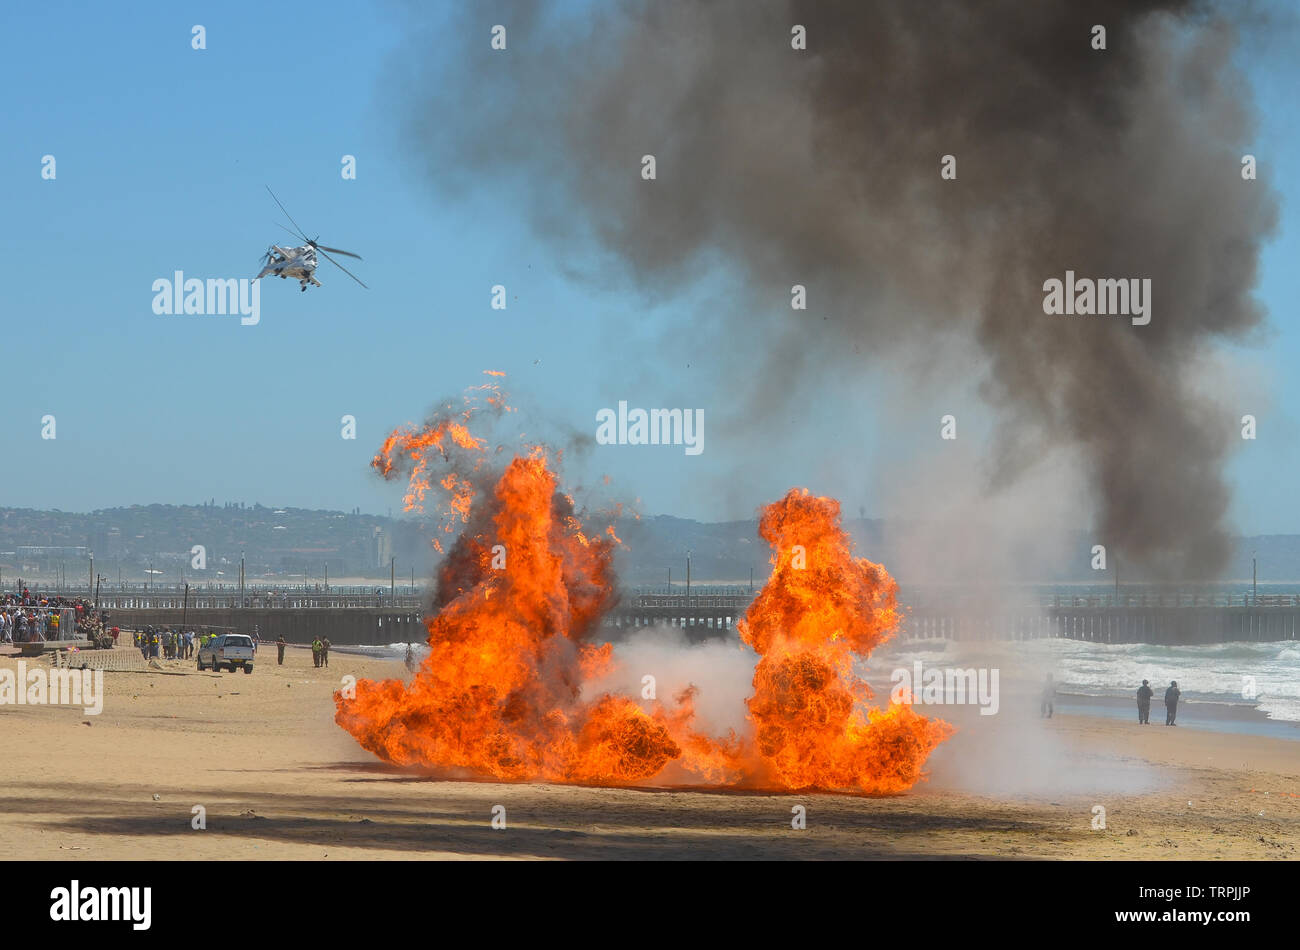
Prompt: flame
<box><xmin>341</xmin><ymin>407</ymin><xmax>725</xmax><ymax>784</ymax></box>
<box><xmin>339</xmin><ymin>393</ymin><xmax>947</xmax><ymax>793</ymax></box>
<box><xmin>737</xmin><ymin>488</ymin><xmax>952</xmax><ymax>793</ymax></box>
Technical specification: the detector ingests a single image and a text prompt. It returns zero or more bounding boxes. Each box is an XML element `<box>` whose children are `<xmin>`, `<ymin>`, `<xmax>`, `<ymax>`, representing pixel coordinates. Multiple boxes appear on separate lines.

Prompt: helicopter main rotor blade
<box><xmin>315</xmin><ymin>244</ymin><xmax>362</xmax><ymax>260</ymax></box>
<box><xmin>310</xmin><ymin>245</ymin><xmax>361</xmax><ymax>259</ymax></box>
<box><xmin>317</xmin><ymin>247</ymin><xmax>368</xmax><ymax>289</ymax></box>
<box><xmin>265</xmin><ymin>186</ymin><xmax>310</xmax><ymax>242</ymax></box>
<box><xmin>273</xmin><ymin>222</ymin><xmax>303</xmax><ymax>243</ymax></box>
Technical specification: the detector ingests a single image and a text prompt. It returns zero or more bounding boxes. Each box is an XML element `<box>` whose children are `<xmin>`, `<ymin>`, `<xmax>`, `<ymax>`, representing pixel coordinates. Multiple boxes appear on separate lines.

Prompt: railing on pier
<box><xmin>606</xmin><ymin>589</ymin><xmax>1300</xmax><ymax>645</ymax></box>
<box><xmin>88</xmin><ymin>589</ymin><xmax>423</xmax><ymax>610</ymax></box>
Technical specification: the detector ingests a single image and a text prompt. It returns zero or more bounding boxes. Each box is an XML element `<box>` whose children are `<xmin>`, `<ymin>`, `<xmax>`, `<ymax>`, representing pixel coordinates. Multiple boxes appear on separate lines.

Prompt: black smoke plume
<box><xmin>394</xmin><ymin>0</ymin><xmax>1278</xmax><ymax>579</ymax></box>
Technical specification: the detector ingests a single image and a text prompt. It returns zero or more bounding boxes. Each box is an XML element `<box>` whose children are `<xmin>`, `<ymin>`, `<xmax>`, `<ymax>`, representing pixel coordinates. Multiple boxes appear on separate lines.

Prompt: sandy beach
<box><xmin>1</xmin><ymin>647</ymin><xmax>1296</xmax><ymax>861</ymax></box>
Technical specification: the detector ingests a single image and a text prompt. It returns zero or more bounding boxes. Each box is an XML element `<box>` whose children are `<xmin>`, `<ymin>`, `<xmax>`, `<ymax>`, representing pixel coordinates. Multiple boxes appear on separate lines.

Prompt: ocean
<box><xmin>871</xmin><ymin>637</ymin><xmax>1300</xmax><ymax>737</ymax></box>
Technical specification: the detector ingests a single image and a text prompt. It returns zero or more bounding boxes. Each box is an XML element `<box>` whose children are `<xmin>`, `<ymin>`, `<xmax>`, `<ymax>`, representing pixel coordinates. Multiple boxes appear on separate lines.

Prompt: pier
<box><xmin>64</xmin><ymin>584</ymin><xmax>1300</xmax><ymax>646</ymax></box>
<box><xmin>602</xmin><ymin>588</ymin><xmax>1300</xmax><ymax>646</ymax></box>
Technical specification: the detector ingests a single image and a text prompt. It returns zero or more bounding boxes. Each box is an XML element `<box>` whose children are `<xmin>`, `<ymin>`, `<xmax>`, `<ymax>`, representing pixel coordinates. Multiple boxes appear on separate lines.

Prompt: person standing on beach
<box><xmin>277</xmin><ymin>635</ymin><xmax>286</xmax><ymax>665</ymax></box>
<box><xmin>1136</xmin><ymin>680</ymin><xmax>1153</xmax><ymax>724</ymax></box>
<box><xmin>1164</xmin><ymin>681</ymin><xmax>1181</xmax><ymax>726</ymax></box>
<box><xmin>1040</xmin><ymin>673</ymin><xmax>1056</xmax><ymax>718</ymax></box>
<box><xmin>320</xmin><ymin>637</ymin><xmax>330</xmax><ymax>668</ymax></box>
<box><xmin>311</xmin><ymin>637</ymin><xmax>322</xmax><ymax>668</ymax></box>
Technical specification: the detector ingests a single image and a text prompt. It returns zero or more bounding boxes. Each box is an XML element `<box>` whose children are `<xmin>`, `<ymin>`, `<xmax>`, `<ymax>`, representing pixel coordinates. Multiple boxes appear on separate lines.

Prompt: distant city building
<box><xmin>87</xmin><ymin>526</ymin><xmax>122</xmax><ymax>557</ymax></box>
<box><xmin>17</xmin><ymin>545</ymin><xmax>89</xmax><ymax>559</ymax></box>
<box><xmin>373</xmin><ymin>526</ymin><xmax>393</xmax><ymax>569</ymax></box>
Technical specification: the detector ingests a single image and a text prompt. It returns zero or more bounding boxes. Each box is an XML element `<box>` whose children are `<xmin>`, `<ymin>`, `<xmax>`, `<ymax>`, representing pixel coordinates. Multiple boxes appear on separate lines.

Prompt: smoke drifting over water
<box><xmin>399</xmin><ymin>0</ymin><xmax>1278</xmax><ymax>580</ymax></box>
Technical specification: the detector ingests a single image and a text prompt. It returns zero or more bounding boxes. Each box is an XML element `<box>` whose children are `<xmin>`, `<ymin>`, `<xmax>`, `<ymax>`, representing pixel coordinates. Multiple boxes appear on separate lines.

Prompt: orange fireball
<box><xmin>739</xmin><ymin>488</ymin><xmax>952</xmax><ymax>793</ymax></box>
<box><xmin>338</xmin><ymin>446</ymin><xmax>681</xmax><ymax>783</ymax></box>
<box><xmin>340</xmin><ymin>390</ymin><xmax>727</xmax><ymax>784</ymax></box>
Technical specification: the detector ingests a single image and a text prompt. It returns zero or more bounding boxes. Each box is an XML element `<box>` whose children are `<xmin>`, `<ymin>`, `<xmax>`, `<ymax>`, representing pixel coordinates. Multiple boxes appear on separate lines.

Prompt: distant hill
<box><xmin>0</xmin><ymin>504</ymin><xmax>426</xmax><ymax>582</ymax></box>
<box><xmin>1</xmin><ymin>504</ymin><xmax>1295</xmax><ymax>586</ymax></box>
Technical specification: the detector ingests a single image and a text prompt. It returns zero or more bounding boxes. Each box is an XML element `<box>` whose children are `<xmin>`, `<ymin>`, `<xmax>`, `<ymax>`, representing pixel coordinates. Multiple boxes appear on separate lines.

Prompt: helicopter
<box><xmin>255</xmin><ymin>187</ymin><xmax>367</xmax><ymax>292</ymax></box>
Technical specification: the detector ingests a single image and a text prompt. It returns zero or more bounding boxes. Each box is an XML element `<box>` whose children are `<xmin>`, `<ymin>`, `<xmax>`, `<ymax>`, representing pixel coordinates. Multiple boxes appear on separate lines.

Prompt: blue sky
<box><xmin>1</xmin><ymin>1</ymin><xmax>1297</xmax><ymax>535</ymax></box>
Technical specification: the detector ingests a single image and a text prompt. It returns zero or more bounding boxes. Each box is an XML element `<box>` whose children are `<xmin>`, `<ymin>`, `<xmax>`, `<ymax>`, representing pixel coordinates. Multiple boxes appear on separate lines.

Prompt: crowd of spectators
<box><xmin>3</xmin><ymin>584</ymin><xmax>267</xmax><ymax>661</ymax></box>
<box><xmin>0</xmin><ymin>584</ymin><xmax>109</xmax><ymax>644</ymax></box>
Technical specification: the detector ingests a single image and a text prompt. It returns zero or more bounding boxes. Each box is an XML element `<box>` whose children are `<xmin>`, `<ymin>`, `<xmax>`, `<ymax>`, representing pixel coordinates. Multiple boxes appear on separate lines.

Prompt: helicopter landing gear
<box><xmin>279</xmin><ymin>274</ymin><xmax>286</xmax><ymax>279</ymax></box>
<box><xmin>300</xmin><ymin>282</ymin><xmax>308</xmax><ymax>292</ymax></box>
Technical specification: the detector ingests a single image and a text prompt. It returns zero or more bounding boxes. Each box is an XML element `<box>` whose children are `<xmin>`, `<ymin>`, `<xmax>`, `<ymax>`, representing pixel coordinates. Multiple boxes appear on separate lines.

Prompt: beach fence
<box><xmin>53</xmin><ymin>649</ymin><xmax>148</xmax><ymax>672</ymax></box>
<box><xmin>100</xmin><ymin>607</ymin><xmax>425</xmax><ymax>646</ymax></box>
